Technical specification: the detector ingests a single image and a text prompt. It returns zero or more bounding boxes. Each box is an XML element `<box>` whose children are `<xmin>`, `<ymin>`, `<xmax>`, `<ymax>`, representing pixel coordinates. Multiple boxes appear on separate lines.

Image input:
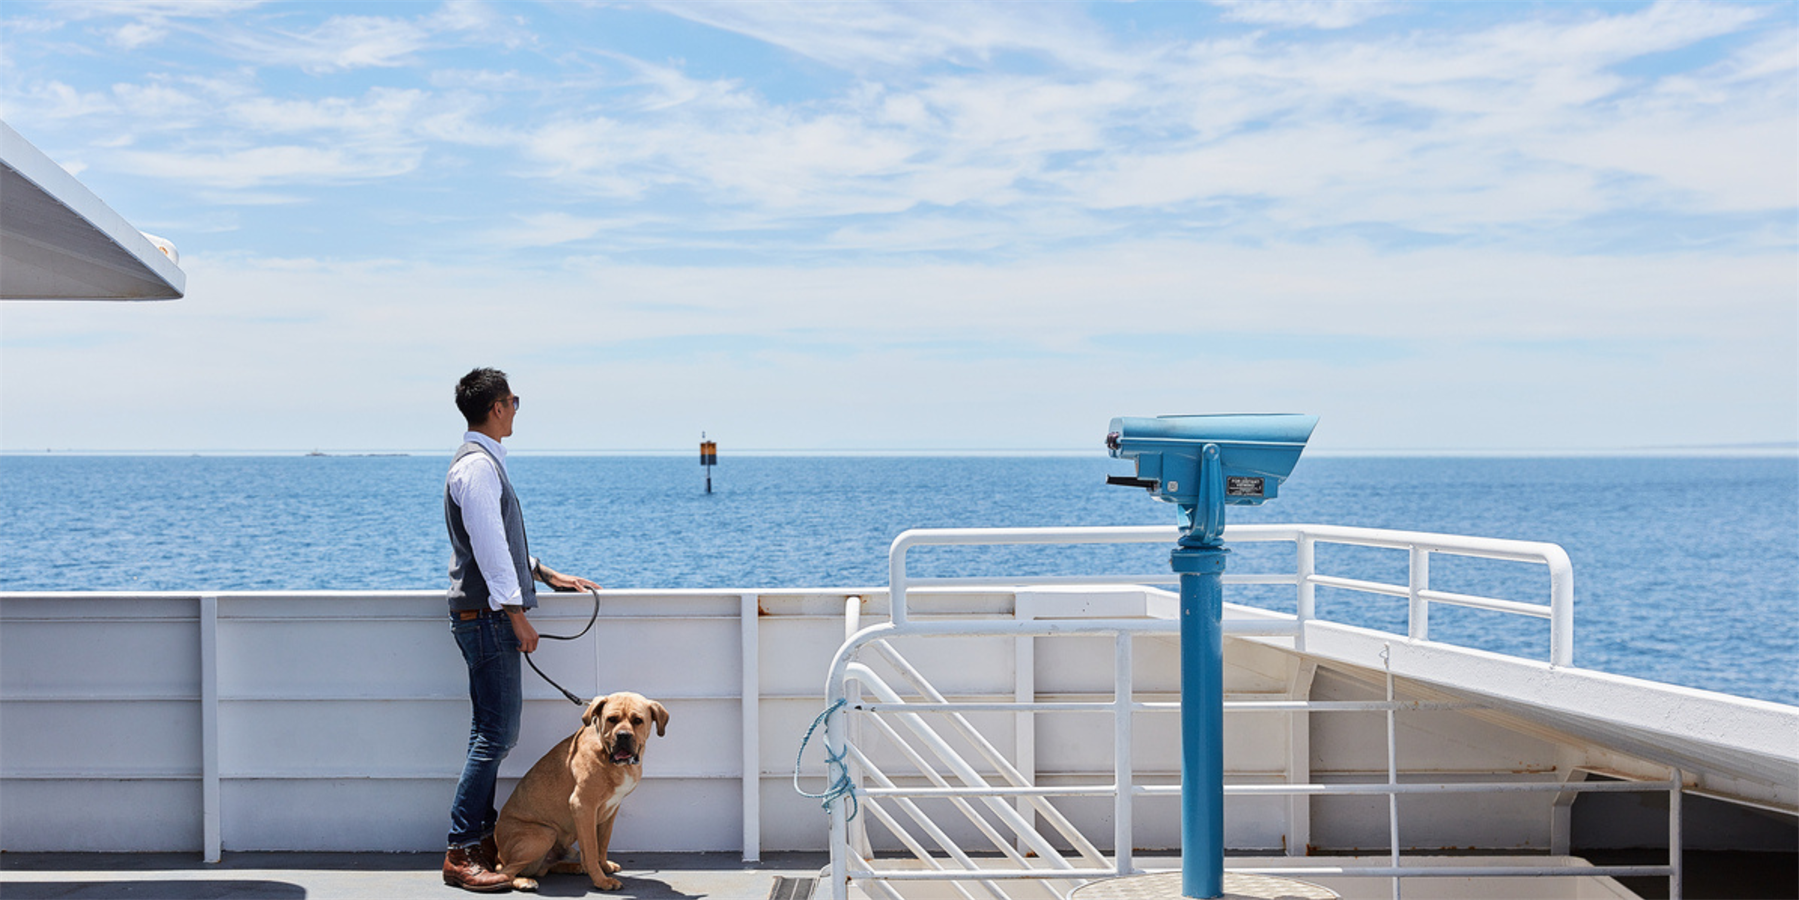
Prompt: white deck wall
<box><xmin>0</xmin><ymin>588</ymin><xmax>1571</xmax><ymax>856</ymax></box>
<box><xmin>2</xmin><ymin>589</ymin><xmax>847</xmax><ymax>855</ymax></box>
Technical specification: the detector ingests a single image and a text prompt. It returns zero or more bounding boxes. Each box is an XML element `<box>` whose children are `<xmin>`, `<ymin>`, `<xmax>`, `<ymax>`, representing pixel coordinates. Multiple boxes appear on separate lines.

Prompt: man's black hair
<box><xmin>455</xmin><ymin>367</ymin><xmax>510</xmax><ymax>427</ymax></box>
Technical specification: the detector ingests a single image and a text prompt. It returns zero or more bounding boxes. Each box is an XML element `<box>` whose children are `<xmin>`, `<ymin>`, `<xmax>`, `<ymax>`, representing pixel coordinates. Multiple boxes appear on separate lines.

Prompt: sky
<box><xmin>0</xmin><ymin>0</ymin><xmax>1794</xmax><ymax>454</ymax></box>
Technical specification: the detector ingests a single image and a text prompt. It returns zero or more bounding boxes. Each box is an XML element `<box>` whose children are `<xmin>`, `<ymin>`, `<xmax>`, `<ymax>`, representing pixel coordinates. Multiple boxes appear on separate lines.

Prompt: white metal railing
<box><xmin>1242</xmin><ymin>524</ymin><xmax>1576</xmax><ymax>667</ymax></box>
<box><xmin>891</xmin><ymin>523</ymin><xmax>1575</xmax><ymax>665</ymax></box>
<box><xmin>824</xmin><ymin>525</ymin><xmax>1674</xmax><ymax>900</ymax></box>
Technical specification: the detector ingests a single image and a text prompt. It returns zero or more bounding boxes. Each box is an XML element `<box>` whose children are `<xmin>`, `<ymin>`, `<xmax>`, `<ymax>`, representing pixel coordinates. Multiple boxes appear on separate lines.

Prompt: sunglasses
<box><xmin>500</xmin><ymin>395</ymin><xmax>520</xmax><ymax>411</ymax></box>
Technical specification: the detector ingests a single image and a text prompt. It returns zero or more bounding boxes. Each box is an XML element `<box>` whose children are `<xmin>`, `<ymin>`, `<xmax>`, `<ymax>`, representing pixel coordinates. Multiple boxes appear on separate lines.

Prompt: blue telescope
<box><xmin>1106</xmin><ymin>414</ymin><xmax>1318</xmax><ymax>548</ymax></box>
<box><xmin>1105</xmin><ymin>413</ymin><xmax>1317</xmax><ymax>900</ymax></box>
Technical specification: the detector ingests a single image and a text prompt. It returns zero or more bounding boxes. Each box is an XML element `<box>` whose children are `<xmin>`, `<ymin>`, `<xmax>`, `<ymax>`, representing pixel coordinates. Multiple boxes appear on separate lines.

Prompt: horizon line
<box><xmin>4</xmin><ymin>444</ymin><xmax>1795</xmax><ymax>458</ymax></box>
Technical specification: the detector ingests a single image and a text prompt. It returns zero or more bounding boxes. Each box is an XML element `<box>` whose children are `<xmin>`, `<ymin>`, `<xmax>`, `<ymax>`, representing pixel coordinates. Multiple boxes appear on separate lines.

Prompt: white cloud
<box><xmin>16</xmin><ymin>81</ymin><xmax>117</xmax><ymax>119</ymax></box>
<box><xmin>109</xmin><ymin>80</ymin><xmax>214</xmax><ymax>119</ymax></box>
<box><xmin>113</xmin><ymin>144</ymin><xmax>420</xmax><ymax>188</ymax></box>
<box><xmin>824</xmin><ymin>213</ymin><xmax>1039</xmax><ymax>253</ymax></box>
<box><xmin>3</xmin><ymin>241</ymin><xmax>1790</xmax><ymax>451</ymax></box>
<box><xmin>1542</xmin><ymin>112</ymin><xmax>1796</xmax><ymax>213</ymax></box>
<box><xmin>535</xmin><ymin>1</ymin><xmax>1788</xmax><ymax>236</ymax></box>
<box><xmin>23</xmin><ymin>79</ymin><xmax>486</xmax><ymax>192</ymax></box>
<box><xmin>193</xmin><ymin>190</ymin><xmax>304</xmax><ymax>207</ymax></box>
<box><xmin>110</xmin><ymin>19</ymin><xmax>166</xmax><ymax>49</ymax></box>
<box><xmin>651</xmin><ymin>1</ymin><xmax>1116</xmax><ymax>73</ymax></box>
<box><xmin>10</xmin><ymin>1</ymin><xmax>1788</xmax><ymax>237</ymax></box>
<box><xmin>484</xmin><ymin>212</ymin><xmax>646</xmax><ymax>249</ymax></box>
<box><xmin>227</xmin><ymin>13</ymin><xmax>436</xmax><ymax>73</ymax></box>
<box><xmin>1717</xmin><ymin>30</ymin><xmax>1799</xmax><ymax>84</ymax></box>
<box><xmin>514</xmin><ymin>64</ymin><xmax>928</xmax><ymax>215</ymax></box>
<box><xmin>73</xmin><ymin>0</ymin><xmax>266</xmax><ymax>15</ymax></box>
<box><xmin>53</xmin><ymin>0</ymin><xmax>269</xmax><ymax>49</ymax></box>
<box><xmin>1211</xmin><ymin>1</ymin><xmax>1401</xmax><ymax>31</ymax></box>
<box><xmin>2</xmin><ymin>2</ymin><xmax>1792</xmax><ymax>452</ymax></box>
<box><xmin>189</xmin><ymin>3</ymin><xmax>530</xmax><ymax>73</ymax></box>
<box><xmin>230</xmin><ymin>88</ymin><xmax>429</xmax><ymax>135</ymax></box>
<box><xmin>1017</xmin><ymin>2</ymin><xmax>1796</xmax><ymax>231</ymax></box>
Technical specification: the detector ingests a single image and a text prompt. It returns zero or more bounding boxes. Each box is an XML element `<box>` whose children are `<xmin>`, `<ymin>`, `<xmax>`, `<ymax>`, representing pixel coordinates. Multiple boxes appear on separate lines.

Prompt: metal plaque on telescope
<box><xmin>1226</xmin><ymin>476</ymin><xmax>1264</xmax><ymax>498</ymax></box>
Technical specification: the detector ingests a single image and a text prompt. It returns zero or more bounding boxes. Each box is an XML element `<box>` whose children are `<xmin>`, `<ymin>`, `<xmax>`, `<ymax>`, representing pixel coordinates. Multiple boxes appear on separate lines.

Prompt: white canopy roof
<box><xmin>0</xmin><ymin>120</ymin><xmax>185</xmax><ymax>301</ymax></box>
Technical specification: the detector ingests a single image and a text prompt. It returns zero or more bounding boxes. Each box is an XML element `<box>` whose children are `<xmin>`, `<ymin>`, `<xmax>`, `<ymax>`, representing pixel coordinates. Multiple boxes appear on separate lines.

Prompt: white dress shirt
<box><xmin>447</xmin><ymin>431</ymin><xmax>525</xmax><ymax>611</ymax></box>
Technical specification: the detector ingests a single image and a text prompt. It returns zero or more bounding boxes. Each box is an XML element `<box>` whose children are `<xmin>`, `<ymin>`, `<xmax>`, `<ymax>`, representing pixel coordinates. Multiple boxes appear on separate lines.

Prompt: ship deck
<box><xmin>10</xmin><ymin>850</ymin><xmax>1795</xmax><ymax>899</ymax></box>
<box><xmin>0</xmin><ymin>851</ymin><xmax>850</xmax><ymax>900</ymax></box>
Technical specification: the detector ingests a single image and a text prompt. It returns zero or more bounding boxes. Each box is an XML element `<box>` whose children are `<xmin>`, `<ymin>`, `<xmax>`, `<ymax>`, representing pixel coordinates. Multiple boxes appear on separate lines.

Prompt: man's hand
<box><xmin>505</xmin><ymin>608</ymin><xmax>540</xmax><ymax>653</ymax></box>
<box><xmin>535</xmin><ymin>562</ymin><xmax>601</xmax><ymax>593</ymax></box>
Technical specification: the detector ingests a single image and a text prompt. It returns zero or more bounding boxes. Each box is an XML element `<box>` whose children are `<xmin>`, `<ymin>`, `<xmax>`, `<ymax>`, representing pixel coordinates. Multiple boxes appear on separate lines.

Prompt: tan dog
<box><xmin>494</xmin><ymin>692</ymin><xmax>668</xmax><ymax>892</ymax></box>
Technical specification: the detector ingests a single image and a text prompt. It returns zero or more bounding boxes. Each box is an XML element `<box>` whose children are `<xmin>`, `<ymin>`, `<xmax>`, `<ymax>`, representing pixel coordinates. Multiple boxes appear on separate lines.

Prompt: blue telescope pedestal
<box><xmin>1105</xmin><ymin>414</ymin><xmax>1318</xmax><ymax>900</ymax></box>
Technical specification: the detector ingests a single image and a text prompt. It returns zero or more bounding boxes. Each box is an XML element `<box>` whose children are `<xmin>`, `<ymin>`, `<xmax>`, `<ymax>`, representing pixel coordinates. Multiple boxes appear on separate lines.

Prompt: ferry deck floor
<box><xmin>5</xmin><ymin>851</ymin><xmax>1797</xmax><ymax>900</ymax></box>
<box><xmin>0</xmin><ymin>851</ymin><xmax>857</xmax><ymax>900</ymax></box>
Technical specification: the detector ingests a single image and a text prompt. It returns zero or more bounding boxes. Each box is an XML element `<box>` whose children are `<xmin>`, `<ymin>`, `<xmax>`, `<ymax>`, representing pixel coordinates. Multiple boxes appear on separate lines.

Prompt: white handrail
<box><xmin>887</xmin><ymin>523</ymin><xmax>1575</xmax><ymax>666</ymax></box>
<box><xmin>1228</xmin><ymin>524</ymin><xmax>1575</xmax><ymax>666</ymax></box>
<box><xmin>889</xmin><ymin>526</ymin><xmax>1175</xmax><ymax>627</ymax></box>
<box><xmin>824</xmin><ymin>610</ymin><xmax>1672</xmax><ymax>899</ymax></box>
<box><xmin>831</xmin><ymin>523</ymin><xmax>1594</xmax><ymax>900</ymax></box>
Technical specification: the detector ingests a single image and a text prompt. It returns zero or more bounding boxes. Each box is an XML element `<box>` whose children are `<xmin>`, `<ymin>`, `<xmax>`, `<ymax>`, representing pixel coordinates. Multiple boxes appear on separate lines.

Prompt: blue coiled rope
<box><xmin>793</xmin><ymin>697</ymin><xmax>858</xmax><ymax>821</ymax></box>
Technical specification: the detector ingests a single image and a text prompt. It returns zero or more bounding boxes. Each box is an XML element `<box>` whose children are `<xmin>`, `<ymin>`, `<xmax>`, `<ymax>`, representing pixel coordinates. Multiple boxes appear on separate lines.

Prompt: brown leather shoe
<box><xmin>443</xmin><ymin>845</ymin><xmax>512</xmax><ymax>893</ymax></box>
<box><xmin>478</xmin><ymin>833</ymin><xmax>500</xmax><ymax>870</ymax></box>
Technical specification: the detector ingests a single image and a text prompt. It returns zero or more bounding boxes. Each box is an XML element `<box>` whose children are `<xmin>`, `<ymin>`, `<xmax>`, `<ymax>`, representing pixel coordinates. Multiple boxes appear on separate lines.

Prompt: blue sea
<box><xmin>2</xmin><ymin>454</ymin><xmax>1794</xmax><ymax>704</ymax></box>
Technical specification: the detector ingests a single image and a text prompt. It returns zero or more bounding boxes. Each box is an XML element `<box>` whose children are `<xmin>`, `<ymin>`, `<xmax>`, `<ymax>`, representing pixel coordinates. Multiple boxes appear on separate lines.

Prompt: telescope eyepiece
<box><xmin>1106</xmin><ymin>475</ymin><xmax>1159</xmax><ymax>491</ymax></box>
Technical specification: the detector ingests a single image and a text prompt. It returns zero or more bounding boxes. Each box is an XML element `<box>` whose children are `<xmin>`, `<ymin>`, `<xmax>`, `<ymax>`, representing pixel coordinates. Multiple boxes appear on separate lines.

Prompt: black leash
<box><xmin>523</xmin><ymin>587</ymin><xmax>601</xmax><ymax>706</ymax></box>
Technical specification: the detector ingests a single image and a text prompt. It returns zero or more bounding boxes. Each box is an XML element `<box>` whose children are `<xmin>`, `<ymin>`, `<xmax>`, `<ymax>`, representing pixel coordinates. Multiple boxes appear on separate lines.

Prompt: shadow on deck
<box><xmin>0</xmin><ymin>851</ymin><xmax>837</xmax><ymax>900</ymax></box>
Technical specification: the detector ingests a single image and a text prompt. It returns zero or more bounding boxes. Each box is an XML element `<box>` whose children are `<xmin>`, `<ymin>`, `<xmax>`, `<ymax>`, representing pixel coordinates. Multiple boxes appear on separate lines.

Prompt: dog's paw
<box><xmin>511</xmin><ymin>876</ymin><xmax>539</xmax><ymax>892</ymax></box>
<box><xmin>603</xmin><ymin>860</ymin><xmax>622</xmax><ymax>875</ymax></box>
<box><xmin>593</xmin><ymin>876</ymin><xmax>622</xmax><ymax>890</ymax></box>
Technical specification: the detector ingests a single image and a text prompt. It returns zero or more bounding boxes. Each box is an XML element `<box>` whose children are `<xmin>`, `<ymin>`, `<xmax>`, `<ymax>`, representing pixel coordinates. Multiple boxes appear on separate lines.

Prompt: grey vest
<box><xmin>445</xmin><ymin>441</ymin><xmax>537</xmax><ymax>612</ymax></box>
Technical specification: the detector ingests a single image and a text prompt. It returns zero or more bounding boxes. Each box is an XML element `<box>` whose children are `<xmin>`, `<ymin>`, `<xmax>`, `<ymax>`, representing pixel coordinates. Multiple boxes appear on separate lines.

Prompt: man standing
<box><xmin>442</xmin><ymin>367</ymin><xmax>600</xmax><ymax>893</ymax></box>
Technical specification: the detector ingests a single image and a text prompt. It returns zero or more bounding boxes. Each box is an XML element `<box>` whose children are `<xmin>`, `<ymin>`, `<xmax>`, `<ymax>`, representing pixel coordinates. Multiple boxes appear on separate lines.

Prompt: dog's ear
<box><xmin>648</xmin><ymin>700</ymin><xmax>668</xmax><ymax>737</ymax></box>
<box><xmin>583</xmin><ymin>695</ymin><xmax>609</xmax><ymax>727</ymax></box>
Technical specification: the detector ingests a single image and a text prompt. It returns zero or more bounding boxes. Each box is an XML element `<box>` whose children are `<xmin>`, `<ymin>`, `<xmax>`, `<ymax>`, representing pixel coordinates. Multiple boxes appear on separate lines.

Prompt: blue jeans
<box><xmin>447</xmin><ymin>612</ymin><xmax>522</xmax><ymax>848</ymax></box>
